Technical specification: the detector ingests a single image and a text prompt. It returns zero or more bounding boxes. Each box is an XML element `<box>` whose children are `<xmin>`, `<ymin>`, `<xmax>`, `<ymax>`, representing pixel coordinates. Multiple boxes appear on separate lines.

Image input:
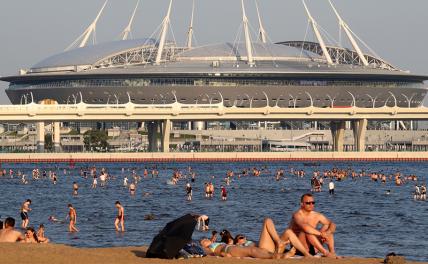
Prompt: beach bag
<box><xmin>182</xmin><ymin>241</ymin><xmax>206</xmax><ymax>257</ymax></box>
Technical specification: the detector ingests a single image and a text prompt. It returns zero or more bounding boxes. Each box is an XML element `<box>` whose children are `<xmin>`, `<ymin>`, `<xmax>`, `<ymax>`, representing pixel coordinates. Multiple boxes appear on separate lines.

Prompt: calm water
<box><xmin>0</xmin><ymin>161</ymin><xmax>427</xmax><ymax>261</ymax></box>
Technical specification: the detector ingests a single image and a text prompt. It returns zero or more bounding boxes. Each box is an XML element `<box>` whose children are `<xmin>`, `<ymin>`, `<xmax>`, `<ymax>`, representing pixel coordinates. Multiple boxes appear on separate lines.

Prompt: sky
<box><xmin>0</xmin><ymin>0</ymin><xmax>427</xmax><ymax>104</ymax></box>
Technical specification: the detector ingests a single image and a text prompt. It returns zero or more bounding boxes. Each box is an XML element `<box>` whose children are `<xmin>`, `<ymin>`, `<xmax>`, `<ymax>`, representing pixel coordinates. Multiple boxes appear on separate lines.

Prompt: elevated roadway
<box><xmin>1</xmin><ymin>101</ymin><xmax>428</xmax><ymax>153</ymax></box>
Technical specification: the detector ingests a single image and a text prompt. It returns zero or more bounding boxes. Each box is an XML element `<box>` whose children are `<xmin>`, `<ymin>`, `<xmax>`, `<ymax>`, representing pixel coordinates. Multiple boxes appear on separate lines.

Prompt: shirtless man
<box><xmin>0</xmin><ymin>217</ymin><xmax>24</xmax><ymax>242</ymax></box>
<box><xmin>289</xmin><ymin>193</ymin><xmax>339</xmax><ymax>258</ymax></box>
<box><xmin>67</xmin><ymin>204</ymin><xmax>79</xmax><ymax>232</ymax></box>
<box><xmin>20</xmin><ymin>199</ymin><xmax>32</xmax><ymax>228</ymax></box>
<box><xmin>129</xmin><ymin>182</ymin><xmax>136</xmax><ymax>195</ymax></box>
<box><xmin>114</xmin><ymin>201</ymin><xmax>125</xmax><ymax>232</ymax></box>
<box><xmin>73</xmin><ymin>182</ymin><xmax>79</xmax><ymax>196</ymax></box>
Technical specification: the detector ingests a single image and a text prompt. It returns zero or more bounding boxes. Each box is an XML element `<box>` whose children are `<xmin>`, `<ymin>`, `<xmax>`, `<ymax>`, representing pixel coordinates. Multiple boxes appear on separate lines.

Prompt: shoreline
<box><xmin>1</xmin><ymin>152</ymin><xmax>428</xmax><ymax>163</ymax></box>
<box><xmin>0</xmin><ymin>244</ymin><xmax>425</xmax><ymax>264</ymax></box>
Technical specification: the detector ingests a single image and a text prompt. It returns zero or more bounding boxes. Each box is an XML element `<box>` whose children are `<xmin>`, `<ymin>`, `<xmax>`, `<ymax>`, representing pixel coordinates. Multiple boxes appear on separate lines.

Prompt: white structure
<box><xmin>241</xmin><ymin>0</ymin><xmax>255</xmax><ymax>66</ymax></box>
<box><xmin>302</xmin><ymin>0</ymin><xmax>333</xmax><ymax>65</ymax></box>
<box><xmin>121</xmin><ymin>0</ymin><xmax>140</xmax><ymax>40</ymax></box>
<box><xmin>328</xmin><ymin>0</ymin><xmax>369</xmax><ymax>66</ymax></box>
<box><xmin>186</xmin><ymin>0</ymin><xmax>195</xmax><ymax>48</ymax></box>
<box><xmin>255</xmin><ymin>0</ymin><xmax>267</xmax><ymax>44</ymax></box>
<box><xmin>155</xmin><ymin>0</ymin><xmax>174</xmax><ymax>65</ymax></box>
<box><xmin>66</xmin><ymin>0</ymin><xmax>109</xmax><ymax>50</ymax></box>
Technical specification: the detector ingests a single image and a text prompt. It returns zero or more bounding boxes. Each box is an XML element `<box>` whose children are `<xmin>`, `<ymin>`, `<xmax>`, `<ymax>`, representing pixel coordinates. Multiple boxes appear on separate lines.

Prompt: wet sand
<box><xmin>0</xmin><ymin>244</ymin><xmax>426</xmax><ymax>264</ymax></box>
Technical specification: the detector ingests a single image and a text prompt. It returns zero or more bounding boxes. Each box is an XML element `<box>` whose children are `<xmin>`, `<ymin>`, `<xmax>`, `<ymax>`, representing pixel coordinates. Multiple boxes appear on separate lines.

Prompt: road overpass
<box><xmin>1</xmin><ymin>101</ymin><xmax>428</xmax><ymax>152</ymax></box>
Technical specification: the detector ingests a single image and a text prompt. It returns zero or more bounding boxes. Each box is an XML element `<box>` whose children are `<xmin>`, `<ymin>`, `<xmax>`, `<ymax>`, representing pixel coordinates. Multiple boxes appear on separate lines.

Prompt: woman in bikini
<box><xmin>203</xmin><ymin>218</ymin><xmax>312</xmax><ymax>258</ymax></box>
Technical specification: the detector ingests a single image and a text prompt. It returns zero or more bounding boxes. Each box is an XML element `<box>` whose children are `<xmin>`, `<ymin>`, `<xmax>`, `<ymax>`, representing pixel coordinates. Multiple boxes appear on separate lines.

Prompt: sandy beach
<box><xmin>0</xmin><ymin>244</ymin><xmax>425</xmax><ymax>264</ymax></box>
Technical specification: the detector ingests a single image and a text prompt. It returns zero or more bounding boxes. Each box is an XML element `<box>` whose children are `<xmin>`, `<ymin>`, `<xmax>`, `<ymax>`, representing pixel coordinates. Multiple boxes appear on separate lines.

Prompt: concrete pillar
<box><xmin>36</xmin><ymin>122</ymin><xmax>45</xmax><ymax>152</ymax></box>
<box><xmin>147</xmin><ymin>121</ymin><xmax>158</xmax><ymax>152</ymax></box>
<box><xmin>330</xmin><ymin>121</ymin><xmax>346</xmax><ymax>152</ymax></box>
<box><xmin>53</xmin><ymin>122</ymin><xmax>61</xmax><ymax>152</ymax></box>
<box><xmin>161</xmin><ymin>119</ymin><xmax>171</xmax><ymax>153</ymax></box>
<box><xmin>352</xmin><ymin>119</ymin><xmax>367</xmax><ymax>152</ymax></box>
<box><xmin>192</xmin><ymin>121</ymin><xmax>205</xmax><ymax>130</ymax></box>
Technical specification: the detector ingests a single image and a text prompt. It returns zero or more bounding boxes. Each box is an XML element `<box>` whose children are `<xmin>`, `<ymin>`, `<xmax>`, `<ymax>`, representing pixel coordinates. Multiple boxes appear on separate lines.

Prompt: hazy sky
<box><xmin>0</xmin><ymin>0</ymin><xmax>427</xmax><ymax>104</ymax></box>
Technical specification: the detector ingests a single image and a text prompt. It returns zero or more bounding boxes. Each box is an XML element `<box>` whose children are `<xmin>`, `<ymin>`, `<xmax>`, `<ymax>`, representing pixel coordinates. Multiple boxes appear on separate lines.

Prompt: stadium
<box><xmin>1</xmin><ymin>0</ymin><xmax>427</xmax><ymax>108</ymax></box>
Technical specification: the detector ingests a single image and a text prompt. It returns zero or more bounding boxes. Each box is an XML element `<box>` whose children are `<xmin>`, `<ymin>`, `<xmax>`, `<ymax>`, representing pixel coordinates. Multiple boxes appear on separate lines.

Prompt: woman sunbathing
<box><xmin>201</xmin><ymin>218</ymin><xmax>313</xmax><ymax>258</ymax></box>
<box><xmin>200</xmin><ymin>239</ymin><xmax>289</xmax><ymax>259</ymax></box>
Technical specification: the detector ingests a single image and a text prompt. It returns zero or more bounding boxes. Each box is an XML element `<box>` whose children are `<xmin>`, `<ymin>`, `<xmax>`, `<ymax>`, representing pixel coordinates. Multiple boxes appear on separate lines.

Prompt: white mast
<box><xmin>121</xmin><ymin>0</ymin><xmax>140</xmax><ymax>40</ymax></box>
<box><xmin>302</xmin><ymin>0</ymin><xmax>333</xmax><ymax>65</ymax></box>
<box><xmin>328</xmin><ymin>0</ymin><xmax>369</xmax><ymax>66</ymax></box>
<box><xmin>241</xmin><ymin>0</ymin><xmax>255</xmax><ymax>66</ymax></box>
<box><xmin>255</xmin><ymin>0</ymin><xmax>267</xmax><ymax>44</ymax></box>
<box><xmin>155</xmin><ymin>0</ymin><xmax>173</xmax><ymax>65</ymax></box>
<box><xmin>66</xmin><ymin>0</ymin><xmax>109</xmax><ymax>50</ymax></box>
<box><xmin>186</xmin><ymin>0</ymin><xmax>195</xmax><ymax>48</ymax></box>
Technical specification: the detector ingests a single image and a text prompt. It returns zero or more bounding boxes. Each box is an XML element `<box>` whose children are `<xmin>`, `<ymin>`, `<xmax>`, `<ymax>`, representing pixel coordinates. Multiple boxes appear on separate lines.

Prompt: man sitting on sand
<box><xmin>289</xmin><ymin>193</ymin><xmax>339</xmax><ymax>258</ymax></box>
<box><xmin>0</xmin><ymin>217</ymin><xmax>24</xmax><ymax>242</ymax></box>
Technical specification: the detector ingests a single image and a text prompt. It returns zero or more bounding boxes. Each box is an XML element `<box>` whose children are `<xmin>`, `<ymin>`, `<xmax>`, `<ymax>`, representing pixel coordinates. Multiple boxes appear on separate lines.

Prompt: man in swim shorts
<box><xmin>20</xmin><ymin>199</ymin><xmax>32</xmax><ymax>228</ymax></box>
<box><xmin>289</xmin><ymin>193</ymin><xmax>339</xmax><ymax>258</ymax></box>
<box><xmin>67</xmin><ymin>204</ymin><xmax>79</xmax><ymax>232</ymax></box>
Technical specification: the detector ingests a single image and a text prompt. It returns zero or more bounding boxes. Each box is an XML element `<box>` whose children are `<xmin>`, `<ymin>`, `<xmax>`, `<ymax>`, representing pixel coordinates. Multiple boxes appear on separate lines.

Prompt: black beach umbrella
<box><xmin>146</xmin><ymin>213</ymin><xmax>197</xmax><ymax>259</ymax></box>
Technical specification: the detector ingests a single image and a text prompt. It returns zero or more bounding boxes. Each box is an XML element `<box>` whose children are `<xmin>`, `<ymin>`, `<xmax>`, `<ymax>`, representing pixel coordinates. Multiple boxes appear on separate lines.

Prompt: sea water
<box><xmin>0</xmin><ymin>161</ymin><xmax>427</xmax><ymax>261</ymax></box>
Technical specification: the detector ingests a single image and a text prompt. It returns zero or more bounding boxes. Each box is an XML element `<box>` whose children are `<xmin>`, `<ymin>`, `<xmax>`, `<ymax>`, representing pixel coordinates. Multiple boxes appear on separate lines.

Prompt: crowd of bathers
<box><xmin>0</xmin><ymin>163</ymin><xmax>425</xmax><ymax>256</ymax></box>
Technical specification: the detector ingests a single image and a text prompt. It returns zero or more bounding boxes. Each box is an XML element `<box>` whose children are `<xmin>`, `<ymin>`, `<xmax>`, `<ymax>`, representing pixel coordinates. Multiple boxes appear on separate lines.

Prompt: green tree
<box><xmin>83</xmin><ymin>130</ymin><xmax>109</xmax><ymax>152</ymax></box>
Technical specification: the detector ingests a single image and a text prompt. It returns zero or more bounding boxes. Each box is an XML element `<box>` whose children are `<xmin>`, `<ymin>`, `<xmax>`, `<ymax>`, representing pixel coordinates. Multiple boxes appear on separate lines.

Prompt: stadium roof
<box><xmin>32</xmin><ymin>38</ymin><xmax>157</xmax><ymax>70</ymax></box>
<box><xmin>177</xmin><ymin>42</ymin><xmax>321</xmax><ymax>61</ymax></box>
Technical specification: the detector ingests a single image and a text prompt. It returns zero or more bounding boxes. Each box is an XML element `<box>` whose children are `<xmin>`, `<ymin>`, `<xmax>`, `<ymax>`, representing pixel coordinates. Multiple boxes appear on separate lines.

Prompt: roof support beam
<box><xmin>66</xmin><ymin>0</ymin><xmax>108</xmax><ymax>51</ymax></box>
<box><xmin>328</xmin><ymin>0</ymin><xmax>369</xmax><ymax>66</ymax></box>
<box><xmin>302</xmin><ymin>0</ymin><xmax>333</xmax><ymax>65</ymax></box>
<box><xmin>241</xmin><ymin>0</ymin><xmax>255</xmax><ymax>66</ymax></box>
<box><xmin>186</xmin><ymin>0</ymin><xmax>195</xmax><ymax>48</ymax></box>
<box><xmin>121</xmin><ymin>0</ymin><xmax>140</xmax><ymax>40</ymax></box>
<box><xmin>255</xmin><ymin>0</ymin><xmax>267</xmax><ymax>44</ymax></box>
<box><xmin>155</xmin><ymin>0</ymin><xmax>173</xmax><ymax>65</ymax></box>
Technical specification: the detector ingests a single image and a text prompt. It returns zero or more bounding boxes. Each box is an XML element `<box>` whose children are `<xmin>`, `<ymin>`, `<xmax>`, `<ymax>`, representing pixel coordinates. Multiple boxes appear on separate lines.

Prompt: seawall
<box><xmin>1</xmin><ymin>152</ymin><xmax>428</xmax><ymax>163</ymax></box>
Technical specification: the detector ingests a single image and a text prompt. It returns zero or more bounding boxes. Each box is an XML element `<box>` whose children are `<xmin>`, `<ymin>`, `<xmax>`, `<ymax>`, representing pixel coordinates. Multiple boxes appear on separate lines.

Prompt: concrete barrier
<box><xmin>0</xmin><ymin>152</ymin><xmax>428</xmax><ymax>163</ymax></box>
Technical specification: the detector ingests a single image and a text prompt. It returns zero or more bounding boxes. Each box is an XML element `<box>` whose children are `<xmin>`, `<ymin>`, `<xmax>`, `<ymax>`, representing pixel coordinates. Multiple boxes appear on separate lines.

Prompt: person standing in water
<box><xmin>114</xmin><ymin>201</ymin><xmax>125</xmax><ymax>232</ymax></box>
<box><xmin>129</xmin><ymin>182</ymin><xmax>136</xmax><ymax>195</ymax></box>
<box><xmin>328</xmin><ymin>180</ymin><xmax>335</xmax><ymax>195</ymax></box>
<box><xmin>20</xmin><ymin>199</ymin><xmax>32</xmax><ymax>228</ymax></box>
<box><xmin>72</xmin><ymin>182</ymin><xmax>79</xmax><ymax>196</ymax></box>
<box><xmin>67</xmin><ymin>204</ymin><xmax>79</xmax><ymax>232</ymax></box>
<box><xmin>221</xmin><ymin>185</ymin><xmax>227</xmax><ymax>201</ymax></box>
<box><xmin>186</xmin><ymin>183</ymin><xmax>193</xmax><ymax>201</ymax></box>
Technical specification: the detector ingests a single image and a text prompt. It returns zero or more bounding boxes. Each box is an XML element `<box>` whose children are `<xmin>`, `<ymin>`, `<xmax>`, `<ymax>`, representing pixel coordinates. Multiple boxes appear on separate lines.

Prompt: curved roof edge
<box><xmin>31</xmin><ymin>38</ymin><xmax>157</xmax><ymax>71</ymax></box>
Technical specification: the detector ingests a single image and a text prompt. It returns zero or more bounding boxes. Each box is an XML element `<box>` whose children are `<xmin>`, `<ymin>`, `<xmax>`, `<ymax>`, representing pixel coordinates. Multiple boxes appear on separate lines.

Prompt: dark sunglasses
<box><xmin>305</xmin><ymin>201</ymin><xmax>316</xmax><ymax>205</ymax></box>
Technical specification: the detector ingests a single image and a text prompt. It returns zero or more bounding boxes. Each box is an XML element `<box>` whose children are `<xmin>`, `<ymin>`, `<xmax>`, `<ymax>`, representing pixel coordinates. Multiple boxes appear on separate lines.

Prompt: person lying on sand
<box><xmin>201</xmin><ymin>218</ymin><xmax>313</xmax><ymax>259</ymax></box>
<box><xmin>200</xmin><ymin>239</ymin><xmax>292</xmax><ymax>259</ymax></box>
<box><xmin>235</xmin><ymin>218</ymin><xmax>313</xmax><ymax>257</ymax></box>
